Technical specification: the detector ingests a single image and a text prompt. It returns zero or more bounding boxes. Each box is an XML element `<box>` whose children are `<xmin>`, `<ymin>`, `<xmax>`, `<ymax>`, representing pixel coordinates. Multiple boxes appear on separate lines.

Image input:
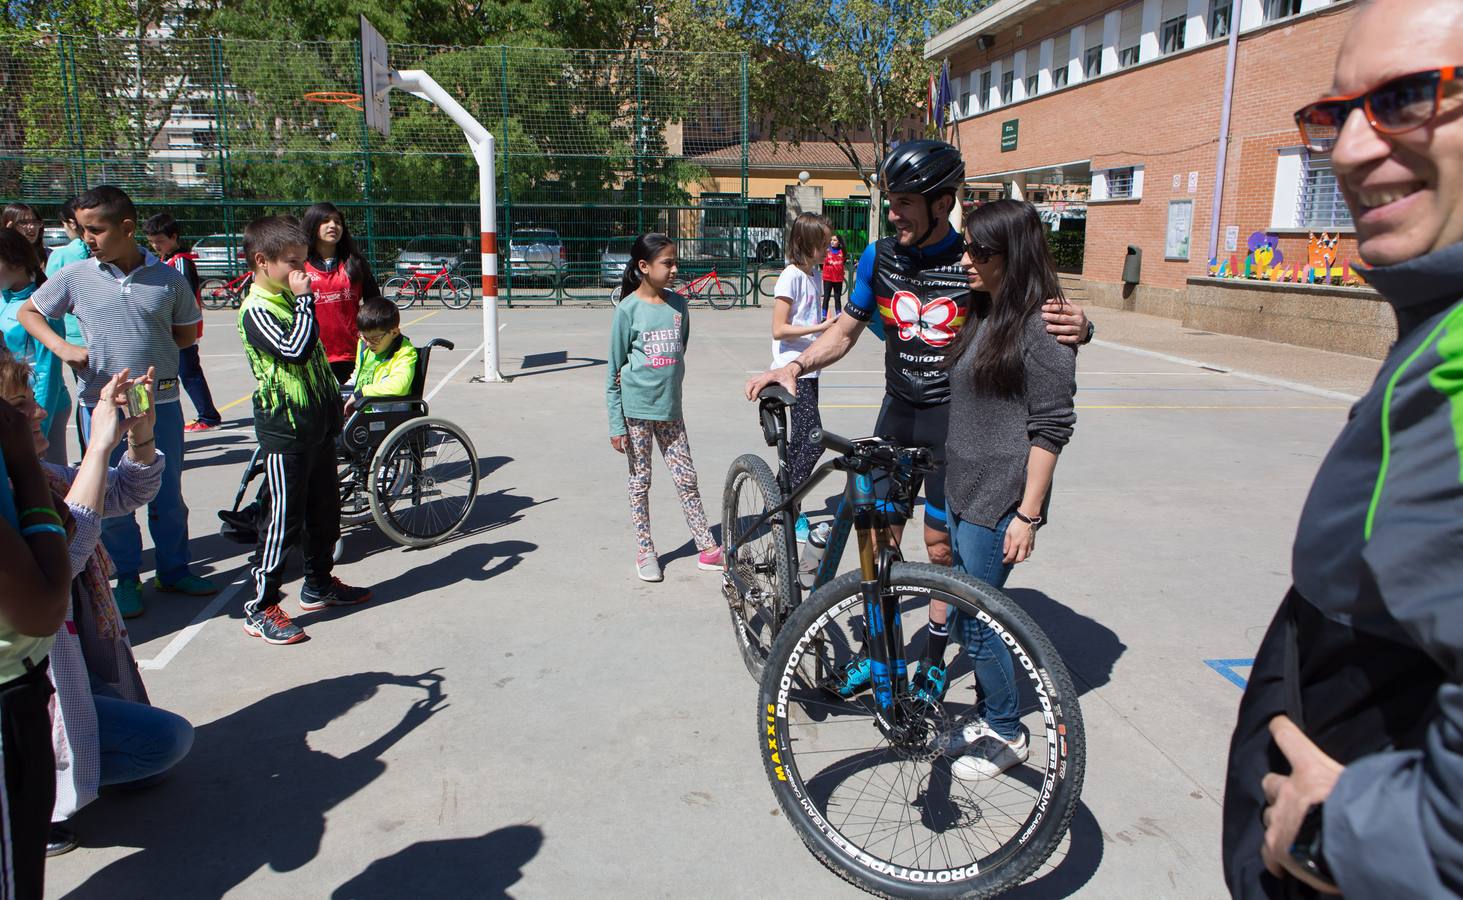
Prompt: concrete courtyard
<box><xmin>43</xmin><ymin>299</ymin><xmax>1378</xmax><ymax>899</ymax></box>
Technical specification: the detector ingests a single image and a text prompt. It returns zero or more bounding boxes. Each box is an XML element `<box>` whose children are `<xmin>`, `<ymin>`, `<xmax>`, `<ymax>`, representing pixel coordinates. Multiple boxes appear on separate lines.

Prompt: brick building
<box><xmin>926</xmin><ymin>0</ymin><xmax>1392</xmax><ymax>356</ymax></box>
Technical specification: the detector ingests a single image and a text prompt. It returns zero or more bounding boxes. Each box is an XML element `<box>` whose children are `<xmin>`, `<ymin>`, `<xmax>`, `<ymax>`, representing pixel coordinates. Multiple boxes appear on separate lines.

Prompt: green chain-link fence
<box><xmin>0</xmin><ymin>31</ymin><xmax>753</xmax><ymax>305</ymax></box>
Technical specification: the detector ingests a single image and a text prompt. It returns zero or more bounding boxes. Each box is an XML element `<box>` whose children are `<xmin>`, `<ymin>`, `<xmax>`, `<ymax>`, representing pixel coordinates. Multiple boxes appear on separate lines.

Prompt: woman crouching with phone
<box><xmin>939</xmin><ymin>199</ymin><xmax>1077</xmax><ymax>781</ymax></box>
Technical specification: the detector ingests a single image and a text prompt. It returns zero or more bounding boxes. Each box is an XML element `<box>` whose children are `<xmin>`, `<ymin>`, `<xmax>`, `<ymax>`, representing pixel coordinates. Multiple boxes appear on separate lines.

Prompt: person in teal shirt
<box><xmin>43</xmin><ymin>197</ymin><xmax>90</xmax><ymax>348</ymax></box>
<box><xmin>606</xmin><ymin>232</ymin><xmax>722</xmax><ymax>583</ymax></box>
<box><xmin>0</xmin><ymin>229</ymin><xmax>69</xmax><ymax>465</ymax></box>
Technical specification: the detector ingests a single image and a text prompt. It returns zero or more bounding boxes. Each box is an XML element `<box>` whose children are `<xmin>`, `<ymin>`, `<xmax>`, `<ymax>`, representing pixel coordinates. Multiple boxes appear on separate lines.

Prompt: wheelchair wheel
<box><xmin>368</xmin><ymin>417</ymin><xmax>479</xmax><ymax>548</ymax></box>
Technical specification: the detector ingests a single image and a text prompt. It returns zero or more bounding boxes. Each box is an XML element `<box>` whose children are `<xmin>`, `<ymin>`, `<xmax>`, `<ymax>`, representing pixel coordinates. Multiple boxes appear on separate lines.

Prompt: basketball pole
<box><xmin>388</xmin><ymin>69</ymin><xmax>506</xmax><ymax>383</ymax></box>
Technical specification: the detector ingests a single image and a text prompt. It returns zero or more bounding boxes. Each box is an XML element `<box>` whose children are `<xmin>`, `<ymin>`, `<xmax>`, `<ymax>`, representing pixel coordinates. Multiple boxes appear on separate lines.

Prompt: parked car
<box><xmin>394</xmin><ymin>237</ymin><xmax>466</xmax><ymax>277</ymax></box>
<box><xmin>507</xmin><ymin>228</ymin><xmax>566</xmax><ymax>283</ymax></box>
<box><xmin>600</xmin><ymin>238</ymin><xmax>634</xmax><ymax>287</ymax></box>
<box><xmin>42</xmin><ymin>227</ymin><xmax>70</xmax><ymax>250</ymax></box>
<box><xmin>193</xmin><ymin>233</ymin><xmax>247</xmax><ymax>278</ymax></box>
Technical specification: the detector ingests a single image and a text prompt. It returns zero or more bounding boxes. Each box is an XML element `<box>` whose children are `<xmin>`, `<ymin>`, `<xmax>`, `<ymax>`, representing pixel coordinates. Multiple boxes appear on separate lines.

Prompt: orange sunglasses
<box><xmin>1294</xmin><ymin>65</ymin><xmax>1459</xmax><ymax>152</ymax></box>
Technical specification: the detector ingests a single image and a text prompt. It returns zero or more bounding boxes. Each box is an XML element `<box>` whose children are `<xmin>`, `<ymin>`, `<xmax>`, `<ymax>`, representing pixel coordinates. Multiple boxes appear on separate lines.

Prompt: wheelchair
<box><xmin>222</xmin><ymin>338</ymin><xmax>480</xmax><ymax>556</ymax></box>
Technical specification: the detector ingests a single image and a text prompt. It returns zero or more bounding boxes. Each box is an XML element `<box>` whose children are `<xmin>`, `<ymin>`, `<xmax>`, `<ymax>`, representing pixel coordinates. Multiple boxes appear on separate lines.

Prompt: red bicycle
<box><xmin>200</xmin><ymin>272</ymin><xmax>253</xmax><ymax>310</ymax></box>
<box><xmin>609</xmin><ymin>268</ymin><xmax>742</xmax><ymax>309</ymax></box>
<box><xmin>382</xmin><ymin>264</ymin><xmax>473</xmax><ymax>310</ymax></box>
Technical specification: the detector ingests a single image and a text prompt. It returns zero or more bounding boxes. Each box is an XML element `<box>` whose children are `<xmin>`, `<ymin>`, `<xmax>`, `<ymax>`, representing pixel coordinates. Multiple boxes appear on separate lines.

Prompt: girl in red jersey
<box><xmin>820</xmin><ymin>231</ymin><xmax>847</xmax><ymax>320</ymax></box>
<box><xmin>302</xmin><ymin>203</ymin><xmax>381</xmax><ymax>383</ymax></box>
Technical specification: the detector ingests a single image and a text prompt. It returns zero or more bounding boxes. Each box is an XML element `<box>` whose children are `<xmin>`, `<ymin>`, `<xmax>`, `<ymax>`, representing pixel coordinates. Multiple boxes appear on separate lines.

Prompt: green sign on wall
<box><xmin>1001</xmin><ymin>119</ymin><xmax>1019</xmax><ymax>152</ymax></box>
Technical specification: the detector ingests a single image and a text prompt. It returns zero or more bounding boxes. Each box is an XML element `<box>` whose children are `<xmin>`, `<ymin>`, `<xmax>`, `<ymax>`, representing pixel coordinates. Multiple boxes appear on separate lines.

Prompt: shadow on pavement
<box><xmin>331</xmin><ymin>824</ymin><xmax>543</xmax><ymax>899</ymax></box>
<box><xmin>298</xmin><ymin>539</ymin><xmax>537</xmax><ymax>628</ymax></box>
<box><xmin>508</xmin><ymin>355</ymin><xmax>605</xmax><ymax>379</ymax></box>
<box><xmin>1005</xmin><ymin>588</ymin><xmax>1126</xmax><ymax>696</ymax></box>
<box><xmin>63</xmin><ymin>670</ymin><xmax>448</xmax><ymax>899</ymax></box>
<box><xmin>183</xmin><ymin>447</ymin><xmax>256</xmax><ymax>472</ymax></box>
<box><xmin>1008</xmin><ymin>800</ymin><xmax>1104</xmax><ymax>899</ymax></box>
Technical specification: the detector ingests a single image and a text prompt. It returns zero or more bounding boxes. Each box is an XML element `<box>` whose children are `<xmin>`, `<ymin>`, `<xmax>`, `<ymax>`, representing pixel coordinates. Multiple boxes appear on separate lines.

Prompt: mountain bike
<box><xmin>609</xmin><ymin>268</ymin><xmax>742</xmax><ymax>309</ymax></box>
<box><xmin>200</xmin><ymin>272</ymin><xmax>252</xmax><ymax>310</ymax></box>
<box><xmin>383</xmin><ymin>264</ymin><xmax>473</xmax><ymax>310</ymax></box>
<box><xmin>729</xmin><ymin>392</ymin><xmax>1085</xmax><ymax>897</ymax></box>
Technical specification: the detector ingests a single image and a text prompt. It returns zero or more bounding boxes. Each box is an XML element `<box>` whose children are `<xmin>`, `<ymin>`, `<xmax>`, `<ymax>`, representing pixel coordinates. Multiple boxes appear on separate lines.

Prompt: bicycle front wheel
<box><xmin>440</xmin><ymin>275</ymin><xmax>473</xmax><ymax>309</ymax></box>
<box><xmin>722</xmin><ymin>453</ymin><xmax>795</xmax><ymax>680</ymax></box>
<box><xmin>707</xmin><ymin>278</ymin><xmax>737</xmax><ymax>310</ymax></box>
<box><xmin>758</xmin><ymin>563</ymin><xmax>1084</xmax><ymax>899</ymax></box>
<box><xmin>383</xmin><ymin>276</ymin><xmax>419</xmax><ymax>310</ymax></box>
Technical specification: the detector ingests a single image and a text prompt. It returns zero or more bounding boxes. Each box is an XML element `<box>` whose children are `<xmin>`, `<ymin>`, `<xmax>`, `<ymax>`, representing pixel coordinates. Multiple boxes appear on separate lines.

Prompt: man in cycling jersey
<box><xmin>744</xmin><ymin>139</ymin><xmax>1091</xmax><ymax>694</ymax></box>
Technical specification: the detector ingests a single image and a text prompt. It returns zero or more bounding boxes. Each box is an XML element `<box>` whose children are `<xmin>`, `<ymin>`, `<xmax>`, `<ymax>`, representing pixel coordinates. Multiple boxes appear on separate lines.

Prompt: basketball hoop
<box><xmin>304</xmin><ymin>91</ymin><xmax>364</xmax><ymax>112</ymax></box>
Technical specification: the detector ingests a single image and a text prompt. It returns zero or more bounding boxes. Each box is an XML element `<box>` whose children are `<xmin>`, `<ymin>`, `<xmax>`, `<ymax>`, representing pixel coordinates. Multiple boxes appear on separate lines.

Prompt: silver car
<box><xmin>507</xmin><ymin>228</ymin><xmax>566</xmax><ymax>282</ymax></box>
<box><xmin>394</xmin><ymin>237</ymin><xmax>465</xmax><ymax>276</ymax></box>
<box><xmin>600</xmin><ymin>238</ymin><xmax>633</xmax><ymax>286</ymax></box>
<box><xmin>193</xmin><ymin>233</ymin><xmax>247</xmax><ymax>278</ymax></box>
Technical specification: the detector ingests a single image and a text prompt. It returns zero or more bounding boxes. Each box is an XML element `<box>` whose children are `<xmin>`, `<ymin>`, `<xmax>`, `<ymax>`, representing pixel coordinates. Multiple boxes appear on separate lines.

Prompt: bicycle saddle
<box><xmin>757</xmin><ymin>383</ymin><xmax>797</xmax><ymax>407</ymax></box>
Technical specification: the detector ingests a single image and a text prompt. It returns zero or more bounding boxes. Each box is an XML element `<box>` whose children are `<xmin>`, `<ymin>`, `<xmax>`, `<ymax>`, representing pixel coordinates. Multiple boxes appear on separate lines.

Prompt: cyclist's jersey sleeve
<box><xmin>844</xmin><ymin>243</ymin><xmax>879</xmax><ymax>324</ymax></box>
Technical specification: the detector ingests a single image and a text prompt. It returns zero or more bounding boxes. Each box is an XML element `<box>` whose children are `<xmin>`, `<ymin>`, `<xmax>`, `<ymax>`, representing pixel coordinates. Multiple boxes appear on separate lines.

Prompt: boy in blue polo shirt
<box><xmin>19</xmin><ymin>185</ymin><xmax>218</xmax><ymax>617</ymax></box>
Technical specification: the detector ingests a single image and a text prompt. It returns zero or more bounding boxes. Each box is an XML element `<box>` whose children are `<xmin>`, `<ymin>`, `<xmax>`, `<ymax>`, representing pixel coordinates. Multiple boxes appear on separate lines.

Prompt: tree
<box><xmin>663</xmin><ymin>0</ymin><xmax>970</xmax><ymax>234</ymax></box>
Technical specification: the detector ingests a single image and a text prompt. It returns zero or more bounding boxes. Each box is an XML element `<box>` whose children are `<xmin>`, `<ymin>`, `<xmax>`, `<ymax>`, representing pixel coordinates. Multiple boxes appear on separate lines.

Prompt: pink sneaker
<box><xmin>697</xmin><ymin>545</ymin><xmax>724</xmax><ymax>571</ymax></box>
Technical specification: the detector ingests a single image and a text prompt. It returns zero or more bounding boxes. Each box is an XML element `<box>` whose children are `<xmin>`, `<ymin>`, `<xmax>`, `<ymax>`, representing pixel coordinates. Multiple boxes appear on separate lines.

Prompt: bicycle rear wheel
<box><xmin>200</xmin><ymin>278</ymin><xmax>231</xmax><ymax>310</ymax></box>
<box><xmin>722</xmin><ymin>453</ymin><xmax>794</xmax><ymax>680</ymax></box>
<box><xmin>758</xmin><ymin>563</ymin><xmax>1084</xmax><ymax>898</ymax></box>
<box><xmin>383</xmin><ymin>276</ymin><xmax>419</xmax><ymax>310</ymax></box>
<box><xmin>707</xmin><ymin>278</ymin><xmax>737</xmax><ymax>310</ymax></box>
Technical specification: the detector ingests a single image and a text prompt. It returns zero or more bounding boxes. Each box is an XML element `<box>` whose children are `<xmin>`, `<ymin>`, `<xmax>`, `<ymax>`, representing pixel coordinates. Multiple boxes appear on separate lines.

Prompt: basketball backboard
<box><xmin>360</xmin><ymin>14</ymin><xmax>392</xmax><ymax>137</ymax></box>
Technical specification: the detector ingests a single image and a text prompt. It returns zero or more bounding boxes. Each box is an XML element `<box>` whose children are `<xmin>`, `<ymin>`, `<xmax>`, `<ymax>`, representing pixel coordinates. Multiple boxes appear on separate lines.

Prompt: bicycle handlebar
<box><xmin>810</xmin><ymin>428</ymin><xmax>857</xmax><ymax>457</ymax></box>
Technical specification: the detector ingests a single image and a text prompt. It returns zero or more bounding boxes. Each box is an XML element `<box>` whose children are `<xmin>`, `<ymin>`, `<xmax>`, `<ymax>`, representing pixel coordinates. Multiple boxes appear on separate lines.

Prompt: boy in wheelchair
<box><xmin>342</xmin><ymin>299</ymin><xmax>418</xmax><ymax>414</ymax></box>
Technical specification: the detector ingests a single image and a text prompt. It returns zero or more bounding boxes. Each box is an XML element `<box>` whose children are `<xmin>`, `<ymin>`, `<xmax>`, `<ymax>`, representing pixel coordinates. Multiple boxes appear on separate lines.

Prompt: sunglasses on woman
<box><xmin>966</xmin><ymin>241</ymin><xmax>1001</xmax><ymax>264</ymax></box>
<box><xmin>1294</xmin><ymin>65</ymin><xmax>1459</xmax><ymax>153</ymax></box>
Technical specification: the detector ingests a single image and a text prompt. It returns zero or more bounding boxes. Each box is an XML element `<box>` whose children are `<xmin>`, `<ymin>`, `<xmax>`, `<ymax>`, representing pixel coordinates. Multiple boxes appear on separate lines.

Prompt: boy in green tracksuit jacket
<box><xmin>236</xmin><ymin>215</ymin><xmax>371</xmax><ymax>646</ymax></box>
<box><xmin>343</xmin><ymin>298</ymin><xmax>418</xmax><ymax>413</ymax></box>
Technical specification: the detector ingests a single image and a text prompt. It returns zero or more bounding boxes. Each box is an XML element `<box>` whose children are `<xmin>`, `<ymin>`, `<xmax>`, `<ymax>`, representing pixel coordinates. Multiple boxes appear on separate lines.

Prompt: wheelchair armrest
<box><xmin>424</xmin><ymin>338</ymin><xmax>454</xmax><ymax>352</ymax></box>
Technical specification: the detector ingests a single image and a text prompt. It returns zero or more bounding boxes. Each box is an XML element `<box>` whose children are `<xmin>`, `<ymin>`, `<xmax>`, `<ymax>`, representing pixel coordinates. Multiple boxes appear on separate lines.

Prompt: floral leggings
<box><xmin>625</xmin><ymin>418</ymin><xmax>716</xmax><ymax>556</ymax></box>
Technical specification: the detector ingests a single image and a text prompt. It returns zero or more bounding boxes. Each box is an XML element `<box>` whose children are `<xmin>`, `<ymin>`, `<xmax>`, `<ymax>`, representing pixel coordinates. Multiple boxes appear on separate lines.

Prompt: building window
<box><xmin>959</xmin><ymin>75</ymin><xmax>971</xmax><ymax>118</ymax></box>
<box><xmin>979</xmin><ymin>69</ymin><xmax>992</xmax><ymax>110</ymax></box>
<box><xmin>1209</xmin><ymin>0</ymin><xmax>1232</xmax><ymax>39</ymax></box>
<box><xmin>1083</xmin><ymin>20</ymin><xmax>1104</xmax><ymax>77</ymax></box>
<box><xmin>1107</xmin><ymin>166</ymin><xmax>1136</xmax><ymax>199</ymax></box>
<box><xmin>1297</xmin><ymin>152</ymin><xmax>1353</xmax><ymax>229</ymax></box>
<box><xmin>1000</xmin><ymin>69</ymin><xmax>1014</xmax><ymax>104</ymax></box>
<box><xmin>1160</xmin><ymin>17</ymin><xmax>1185</xmax><ymax>53</ymax></box>
<box><xmin>1118</xmin><ymin>4</ymin><xmax>1142</xmax><ymax>68</ymax></box>
<box><xmin>1263</xmin><ymin>0</ymin><xmax>1303</xmax><ymax>22</ymax></box>
<box><xmin>1051</xmin><ymin>33</ymin><xmax>1070</xmax><ymax>88</ymax></box>
<box><xmin>1025</xmin><ymin>73</ymin><xmax>1038</xmax><ymax>98</ymax></box>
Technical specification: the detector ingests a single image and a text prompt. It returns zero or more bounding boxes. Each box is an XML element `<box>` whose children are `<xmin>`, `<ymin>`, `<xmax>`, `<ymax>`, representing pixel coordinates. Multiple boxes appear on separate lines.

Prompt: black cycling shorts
<box><xmin>872</xmin><ymin>395</ymin><xmax>949</xmax><ymax>532</ymax></box>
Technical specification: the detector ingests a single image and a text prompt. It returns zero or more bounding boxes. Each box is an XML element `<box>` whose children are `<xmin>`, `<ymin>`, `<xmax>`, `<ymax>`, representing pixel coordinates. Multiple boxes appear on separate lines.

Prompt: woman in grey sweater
<box><xmin>940</xmin><ymin>199</ymin><xmax>1077</xmax><ymax>781</ymax></box>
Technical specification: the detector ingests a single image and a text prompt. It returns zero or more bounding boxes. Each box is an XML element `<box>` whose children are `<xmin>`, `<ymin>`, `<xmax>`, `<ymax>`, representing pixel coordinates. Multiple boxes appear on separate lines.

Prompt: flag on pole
<box><xmin>935</xmin><ymin>60</ymin><xmax>953</xmax><ymax>130</ymax></box>
<box><xmin>927</xmin><ymin>72</ymin><xmax>937</xmax><ymax>127</ymax></box>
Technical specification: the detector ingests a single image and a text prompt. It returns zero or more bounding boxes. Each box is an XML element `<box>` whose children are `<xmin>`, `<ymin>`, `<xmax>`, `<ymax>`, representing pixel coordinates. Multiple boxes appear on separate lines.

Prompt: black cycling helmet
<box><xmin>878</xmin><ymin>139</ymin><xmax>965</xmax><ymax>197</ymax></box>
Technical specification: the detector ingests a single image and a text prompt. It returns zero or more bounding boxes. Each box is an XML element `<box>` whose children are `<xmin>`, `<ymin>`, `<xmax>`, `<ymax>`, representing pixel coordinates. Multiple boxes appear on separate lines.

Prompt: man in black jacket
<box><xmin>1222</xmin><ymin>0</ymin><xmax>1463</xmax><ymax>896</ymax></box>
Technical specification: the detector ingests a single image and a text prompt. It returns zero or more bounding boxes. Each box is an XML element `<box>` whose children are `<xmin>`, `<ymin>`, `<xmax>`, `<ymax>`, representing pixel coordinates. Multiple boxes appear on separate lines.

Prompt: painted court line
<box><xmin>426</xmin><ymin>342</ymin><xmax>484</xmax><ymax>402</ymax></box>
<box><xmin>1204</xmin><ymin>658</ymin><xmax>1256</xmax><ymax>689</ymax></box>
<box><xmin>822</xmin><ymin>404</ymin><xmax>1343</xmax><ymax>411</ymax></box>
<box><xmin>137</xmin><ymin>572</ymin><xmax>249</xmax><ymax>670</ymax></box>
<box><xmin>1091</xmin><ymin>339</ymin><xmax>1362</xmax><ymax>404</ymax></box>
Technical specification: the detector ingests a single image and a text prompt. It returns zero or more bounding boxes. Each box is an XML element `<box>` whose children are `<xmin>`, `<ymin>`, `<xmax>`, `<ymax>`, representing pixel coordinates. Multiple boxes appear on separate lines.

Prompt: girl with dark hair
<box><xmin>302</xmin><ymin>202</ymin><xmax>381</xmax><ymax>383</ymax></box>
<box><xmin>605</xmin><ymin>233</ymin><xmax>722</xmax><ymax>582</ymax></box>
<box><xmin>938</xmin><ymin>198</ymin><xmax>1077</xmax><ymax>782</ymax></box>
<box><xmin>820</xmin><ymin>231</ymin><xmax>846</xmax><ymax>320</ymax></box>
<box><xmin>0</xmin><ymin>229</ymin><xmax>69</xmax><ymax>465</ymax></box>
<box><xmin>2</xmin><ymin>203</ymin><xmax>47</xmax><ymax>267</ymax></box>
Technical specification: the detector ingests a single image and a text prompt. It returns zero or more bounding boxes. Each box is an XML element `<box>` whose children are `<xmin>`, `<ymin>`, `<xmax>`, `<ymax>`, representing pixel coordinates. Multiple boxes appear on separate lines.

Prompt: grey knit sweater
<box><xmin>944</xmin><ymin>311</ymin><xmax>1077</xmax><ymax>528</ymax></box>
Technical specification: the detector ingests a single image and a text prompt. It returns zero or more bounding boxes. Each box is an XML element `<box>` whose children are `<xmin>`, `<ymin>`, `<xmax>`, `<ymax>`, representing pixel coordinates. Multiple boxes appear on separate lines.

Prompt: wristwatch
<box><xmin>1288</xmin><ymin>803</ymin><xmax>1336</xmax><ymax>888</ymax></box>
<box><xmin>1013</xmin><ymin>510</ymin><xmax>1044</xmax><ymax>529</ymax></box>
<box><xmin>1081</xmin><ymin>319</ymin><xmax>1096</xmax><ymax>345</ymax></box>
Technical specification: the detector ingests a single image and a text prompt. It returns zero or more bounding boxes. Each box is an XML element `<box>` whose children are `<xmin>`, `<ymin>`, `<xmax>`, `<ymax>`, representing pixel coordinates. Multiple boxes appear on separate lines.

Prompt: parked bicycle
<box><xmin>610</xmin><ymin>267</ymin><xmax>741</xmax><ymax>309</ymax></box>
<box><xmin>726</xmin><ymin>386</ymin><xmax>1084</xmax><ymax>898</ymax></box>
<box><xmin>383</xmin><ymin>263</ymin><xmax>473</xmax><ymax>310</ymax></box>
<box><xmin>199</xmin><ymin>271</ymin><xmax>253</xmax><ymax>310</ymax></box>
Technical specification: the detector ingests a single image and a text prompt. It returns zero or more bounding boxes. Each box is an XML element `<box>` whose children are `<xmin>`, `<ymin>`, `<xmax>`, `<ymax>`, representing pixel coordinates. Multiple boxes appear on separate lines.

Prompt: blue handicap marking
<box><xmin>1204</xmin><ymin>658</ymin><xmax>1256</xmax><ymax>689</ymax></box>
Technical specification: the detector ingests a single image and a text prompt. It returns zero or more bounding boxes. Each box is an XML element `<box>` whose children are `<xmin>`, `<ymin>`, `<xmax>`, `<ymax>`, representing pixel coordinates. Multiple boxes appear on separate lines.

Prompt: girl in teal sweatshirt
<box><xmin>606</xmin><ymin>233</ymin><xmax>722</xmax><ymax>582</ymax></box>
